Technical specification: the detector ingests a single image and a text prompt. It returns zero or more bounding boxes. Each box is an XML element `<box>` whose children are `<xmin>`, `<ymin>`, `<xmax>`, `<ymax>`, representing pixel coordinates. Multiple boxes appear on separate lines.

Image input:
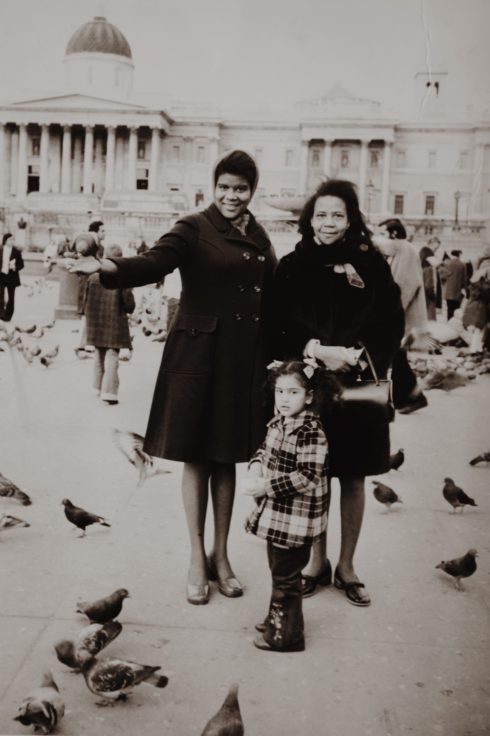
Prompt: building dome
<box><xmin>66</xmin><ymin>16</ymin><xmax>132</xmax><ymax>59</ymax></box>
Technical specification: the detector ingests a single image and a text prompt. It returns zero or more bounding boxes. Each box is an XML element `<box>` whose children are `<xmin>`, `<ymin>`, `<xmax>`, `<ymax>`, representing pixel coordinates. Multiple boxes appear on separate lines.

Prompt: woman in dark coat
<box><xmin>271</xmin><ymin>179</ymin><xmax>404</xmax><ymax>606</ymax></box>
<box><xmin>67</xmin><ymin>150</ymin><xmax>277</xmax><ymax>606</ymax></box>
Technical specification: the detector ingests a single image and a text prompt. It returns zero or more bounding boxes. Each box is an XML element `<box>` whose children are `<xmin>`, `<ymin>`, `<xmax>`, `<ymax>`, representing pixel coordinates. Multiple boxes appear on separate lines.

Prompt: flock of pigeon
<box><xmin>0</xmin><ymin>320</ymin><xmax>60</xmax><ymax>368</ymax></box>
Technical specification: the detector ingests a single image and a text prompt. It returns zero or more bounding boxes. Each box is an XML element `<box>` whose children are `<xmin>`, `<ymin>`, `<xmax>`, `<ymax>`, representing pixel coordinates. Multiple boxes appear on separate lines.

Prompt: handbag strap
<box><xmin>359</xmin><ymin>345</ymin><xmax>380</xmax><ymax>385</ymax></box>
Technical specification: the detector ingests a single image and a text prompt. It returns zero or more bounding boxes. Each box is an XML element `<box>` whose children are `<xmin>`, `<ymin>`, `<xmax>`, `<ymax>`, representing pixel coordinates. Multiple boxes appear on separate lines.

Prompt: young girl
<box><xmin>243</xmin><ymin>360</ymin><xmax>340</xmax><ymax>652</ymax></box>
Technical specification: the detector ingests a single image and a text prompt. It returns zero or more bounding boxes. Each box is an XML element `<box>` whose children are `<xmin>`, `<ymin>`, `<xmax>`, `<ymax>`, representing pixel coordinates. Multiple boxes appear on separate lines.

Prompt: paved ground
<box><xmin>0</xmin><ymin>276</ymin><xmax>489</xmax><ymax>736</ymax></box>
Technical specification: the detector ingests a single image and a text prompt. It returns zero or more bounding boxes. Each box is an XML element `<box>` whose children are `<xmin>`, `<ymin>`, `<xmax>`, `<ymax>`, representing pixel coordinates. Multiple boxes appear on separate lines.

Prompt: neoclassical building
<box><xmin>0</xmin><ymin>15</ymin><xmax>488</xmax><ymax>255</ymax></box>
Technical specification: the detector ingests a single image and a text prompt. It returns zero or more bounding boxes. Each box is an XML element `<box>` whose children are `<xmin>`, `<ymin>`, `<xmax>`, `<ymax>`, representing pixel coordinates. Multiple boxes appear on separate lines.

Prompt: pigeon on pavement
<box><xmin>62</xmin><ymin>498</ymin><xmax>111</xmax><ymax>537</ymax></box>
<box><xmin>469</xmin><ymin>451</ymin><xmax>490</xmax><ymax>466</ymax></box>
<box><xmin>436</xmin><ymin>549</ymin><xmax>478</xmax><ymax>590</ymax></box>
<box><xmin>55</xmin><ymin>621</ymin><xmax>123</xmax><ymax>670</ymax></box>
<box><xmin>389</xmin><ymin>448</ymin><xmax>405</xmax><ymax>471</ymax></box>
<box><xmin>442</xmin><ymin>478</ymin><xmax>478</xmax><ymax>512</ymax></box>
<box><xmin>0</xmin><ymin>514</ymin><xmax>30</xmax><ymax>533</ymax></box>
<box><xmin>372</xmin><ymin>480</ymin><xmax>403</xmax><ymax>510</ymax></box>
<box><xmin>0</xmin><ymin>473</ymin><xmax>32</xmax><ymax>505</ymax></box>
<box><xmin>422</xmin><ymin>369</ymin><xmax>468</xmax><ymax>392</ymax></box>
<box><xmin>76</xmin><ymin>589</ymin><xmax>130</xmax><ymax>624</ymax></box>
<box><xmin>13</xmin><ymin>672</ymin><xmax>65</xmax><ymax>734</ymax></box>
<box><xmin>78</xmin><ymin>653</ymin><xmax>168</xmax><ymax>705</ymax></box>
<box><xmin>200</xmin><ymin>683</ymin><xmax>244</xmax><ymax>736</ymax></box>
<box><xmin>112</xmin><ymin>428</ymin><xmax>171</xmax><ymax>487</ymax></box>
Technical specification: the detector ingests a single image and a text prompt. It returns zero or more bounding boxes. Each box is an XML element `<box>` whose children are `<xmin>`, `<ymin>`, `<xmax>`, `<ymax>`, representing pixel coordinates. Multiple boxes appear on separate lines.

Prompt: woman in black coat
<box><xmin>271</xmin><ymin>179</ymin><xmax>404</xmax><ymax>606</ymax></box>
<box><xmin>67</xmin><ymin>151</ymin><xmax>276</xmax><ymax>605</ymax></box>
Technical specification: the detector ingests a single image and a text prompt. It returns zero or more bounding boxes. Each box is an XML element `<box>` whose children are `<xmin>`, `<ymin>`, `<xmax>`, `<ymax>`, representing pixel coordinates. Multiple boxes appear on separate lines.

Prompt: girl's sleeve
<box><xmin>100</xmin><ymin>218</ymin><xmax>198</xmax><ymax>290</ymax></box>
<box><xmin>263</xmin><ymin>423</ymin><xmax>328</xmax><ymax>500</ymax></box>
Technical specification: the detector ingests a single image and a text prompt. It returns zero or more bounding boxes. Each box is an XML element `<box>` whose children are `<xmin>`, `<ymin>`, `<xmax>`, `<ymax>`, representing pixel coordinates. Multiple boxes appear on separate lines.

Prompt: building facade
<box><xmin>0</xmin><ymin>16</ymin><xmax>488</xmax><ymax>256</ymax></box>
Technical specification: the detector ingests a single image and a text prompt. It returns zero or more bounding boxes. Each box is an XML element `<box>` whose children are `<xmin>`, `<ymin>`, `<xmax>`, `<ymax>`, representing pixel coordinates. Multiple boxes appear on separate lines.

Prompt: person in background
<box><xmin>375</xmin><ymin>218</ymin><xmax>428</xmax><ymax>414</ymax></box>
<box><xmin>462</xmin><ymin>249</ymin><xmax>490</xmax><ymax>354</ymax></box>
<box><xmin>0</xmin><ymin>233</ymin><xmax>24</xmax><ymax>322</ymax></box>
<box><xmin>88</xmin><ymin>220</ymin><xmax>105</xmax><ymax>258</ymax></box>
<box><xmin>439</xmin><ymin>249</ymin><xmax>467</xmax><ymax>320</ymax></box>
<box><xmin>419</xmin><ymin>244</ymin><xmax>442</xmax><ymax>320</ymax></box>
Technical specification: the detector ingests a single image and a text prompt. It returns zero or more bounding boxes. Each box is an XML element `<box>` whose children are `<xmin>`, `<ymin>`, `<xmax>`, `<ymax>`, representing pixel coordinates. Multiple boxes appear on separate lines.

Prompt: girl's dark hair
<box><xmin>267</xmin><ymin>360</ymin><xmax>342</xmax><ymax>414</ymax></box>
<box><xmin>378</xmin><ymin>217</ymin><xmax>407</xmax><ymax>240</ymax></box>
<box><xmin>419</xmin><ymin>245</ymin><xmax>433</xmax><ymax>267</ymax></box>
<box><xmin>88</xmin><ymin>220</ymin><xmax>104</xmax><ymax>233</ymax></box>
<box><xmin>298</xmin><ymin>179</ymin><xmax>373</xmax><ymax>247</ymax></box>
<box><xmin>2</xmin><ymin>232</ymin><xmax>13</xmax><ymax>245</ymax></box>
<box><xmin>213</xmin><ymin>149</ymin><xmax>258</xmax><ymax>193</ymax></box>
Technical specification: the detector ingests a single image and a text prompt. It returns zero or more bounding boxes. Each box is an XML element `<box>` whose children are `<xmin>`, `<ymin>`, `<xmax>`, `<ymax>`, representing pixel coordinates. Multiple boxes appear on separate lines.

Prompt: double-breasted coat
<box><xmin>101</xmin><ymin>204</ymin><xmax>277</xmax><ymax>463</ymax></box>
<box><xmin>0</xmin><ymin>245</ymin><xmax>24</xmax><ymax>287</ymax></box>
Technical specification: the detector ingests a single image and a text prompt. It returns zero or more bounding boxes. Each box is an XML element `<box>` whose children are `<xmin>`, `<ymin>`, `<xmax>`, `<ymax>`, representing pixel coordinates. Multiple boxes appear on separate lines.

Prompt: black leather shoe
<box><xmin>397</xmin><ymin>392</ymin><xmax>428</xmax><ymax>415</ymax></box>
<box><xmin>301</xmin><ymin>559</ymin><xmax>332</xmax><ymax>598</ymax></box>
<box><xmin>253</xmin><ymin>634</ymin><xmax>305</xmax><ymax>652</ymax></box>
<box><xmin>255</xmin><ymin>618</ymin><xmax>268</xmax><ymax>633</ymax></box>
<box><xmin>207</xmin><ymin>557</ymin><xmax>243</xmax><ymax>598</ymax></box>
<box><xmin>334</xmin><ymin>567</ymin><xmax>371</xmax><ymax>607</ymax></box>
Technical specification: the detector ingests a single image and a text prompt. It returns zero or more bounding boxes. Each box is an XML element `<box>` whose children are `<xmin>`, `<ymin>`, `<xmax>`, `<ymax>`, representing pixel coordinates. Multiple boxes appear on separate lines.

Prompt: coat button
<box><xmin>243</xmin><ymin>252</ymin><xmax>251</xmax><ymax>260</ymax></box>
<box><xmin>253</xmin><ymin>285</ymin><xmax>261</xmax><ymax>293</ymax></box>
<box><xmin>237</xmin><ymin>284</ymin><xmax>245</xmax><ymax>292</ymax></box>
<box><xmin>257</xmin><ymin>255</ymin><xmax>265</xmax><ymax>262</ymax></box>
<box><xmin>189</xmin><ymin>328</ymin><xmax>198</xmax><ymax>336</ymax></box>
<box><xmin>234</xmin><ymin>313</ymin><xmax>243</xmax><ymax>321</ymax></box>
<box><xmin>251</xmin><ymin>314</ymin><xmax>260</xmax><ymax>322</ymax></box>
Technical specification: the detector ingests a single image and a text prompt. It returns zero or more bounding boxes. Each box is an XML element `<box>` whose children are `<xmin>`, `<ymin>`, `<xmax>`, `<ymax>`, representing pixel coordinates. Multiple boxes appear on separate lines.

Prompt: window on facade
<box><xmin>340</xmin><ymin>150</ymin><xmax>349</xmax><ymax>168</ymax></box>
<box><xmin>172</xmin><ymin>145</ymin><xmax>181</xmax><ymax>162</ymax></box>
<box><xmin>396</xmin><ymin>150</ymin><xmax>406</xmax><ymax>167</ymax></box>
<box><xmin>31</xmin><ymin>138</ymin><xmax>40</xmax><ymax>156</ymax></box>
<box><xmin>285</xmin><ymin>149</ymin><xmax>294</xmax><ymax>167</ymax></box>
<box><xmin>370</xmin><ymin>150</ymin><xmax>379</xmax><ymax>168</ymax></box>
<box><xmin>428</xmin><ymin>150</ymin><xmax>437</xmax><ymax>169</ymax></box>
<box><xmin>137</xmin><ymin>141</ymin><xmax>146</xmax><ymax>160</ymax></box>
<box><xmin>425</xmin><ymin>195</ymin><xmax>436</xmax><ymax>216</ymax></box>
<box><xmin>196</xmin><ymin>145</ymin><xmax>206</xmax><ymax>164</ymax></box>
<box><xmin>309</xmin><ymin>148</ymin><xmax>320</xmax><ymax>167</ymax></box>
<box><xmin>394</xmin><ymin>194</ymin><xmax>404</xmax><ymax>215</ymax></box>
<box><xmin>458</xmin><ymin>150</ymin><xmax>469</xmax><ymax>169</ymax></box>
<box><xmin>137</xmin><ymin>168</ymin><xmax>149</xmax><ymax>190</ymax></box>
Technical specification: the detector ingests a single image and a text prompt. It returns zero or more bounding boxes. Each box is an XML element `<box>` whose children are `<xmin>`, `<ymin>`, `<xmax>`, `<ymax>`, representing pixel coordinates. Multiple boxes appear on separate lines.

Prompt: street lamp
<box><xmin>454</xmin><ymin>191</ymin><xmax>461</xmax><ymax>229</ymax></box>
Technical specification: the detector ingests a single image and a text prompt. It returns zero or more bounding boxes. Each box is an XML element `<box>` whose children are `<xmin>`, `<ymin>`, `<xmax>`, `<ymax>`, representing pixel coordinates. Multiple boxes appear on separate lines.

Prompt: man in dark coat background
<box><xmin>0</xmin><ymin>232</ymin><xmax>24</xmax><ymax>322</ymax></box>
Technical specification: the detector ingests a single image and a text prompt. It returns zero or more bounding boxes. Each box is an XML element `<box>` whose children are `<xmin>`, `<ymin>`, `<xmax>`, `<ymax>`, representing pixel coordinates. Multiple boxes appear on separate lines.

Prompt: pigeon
<box><xmin>0</xmin><ymin>473</ymin><xmax>32</xmax><ymax>505</ymax></box>
<box><xmin>389</xmin><ymin>448</ymin><xmax>405</xmax><ymax>471</ymax></box>
<box><xmin>112</xmin><ymin>429</ymin><xmax>171</xmax><ymax>487</ymax></box>
<box><xmin>40</xmin><ymin>355</ymin><xmax>54</xmax><ymax>368</ymax></box>
<box><xmin>42</xmin><ymin>345</ymin><xmax>59</xmax><ymax>359</ymax></box>
<box><xmin>54</xmin><ymin>621</ymin><xmax>123</xmax><ymax>671</ymax></box>
<box><xmin>401</xmin><ymin>328</ymin><xmax>442</xmax><ymax>353</ymax></box>
<box><xmin>436</xmin><ymin>549</ymin><xmax>478</xmax><ymax>590</ymax></box>
<box><xmin>15</xmin><ymin>324</ymin><xmax>37</xmax><ymax>334</ymax></box>
<box><xmin>469</xmin><ymin>451</ymin><xmax>490</xmax><ymax>466</ymax></box>
<box><xmin>151</xmin><ymin>331</ymin><xmax>167</xmax><ymax>342</ymax></box>
<box><xmin>201</xmin><ymin>683</ymin><xmax>244</xmax><ymax>736</ymax></box>
<box><xmin>0</xmin><ymin>513</ymin><xmax>30</xmax><ymax>533</ymax></box>
<box><xmin>372</xmin><ymin>480</ymin><xmax>402</xmax><ymax>510</ymax></box>
<box><xmin>30</xmin><ymin>345</ymin><xmax>42</xmax><ymax>357</ymax></box>
<box><xmin>422</xmin><ymin>369</ymin><xmax>468</xmax><ymax>392</ymax></box>
<box><xmin>13</xmin><ymin>672</ymin><xmax>65</xmax><ymax>734</ymax></box>
<box><xmin>42</xmin><ymin>319</ymin><xmax>56</xmax><ymax>330</ymax></box>
<box><xmin>442</xmin><ymin>478</ymin><xmax>478</xmax><ymax>512</ymax></box>
<box><xmin>62</xmin><ymin>498</ymin><xmax>111</xmax><ymax>537</ymax></box>
<box><xmin>76</xmin><ymin>589</ymin><xmax>130</xmax><ymax>624</ymax></box>
<box><xmin>77</xmin><ymin>652</ymin><xmax>168</xmax><ymax>705</ymax></box>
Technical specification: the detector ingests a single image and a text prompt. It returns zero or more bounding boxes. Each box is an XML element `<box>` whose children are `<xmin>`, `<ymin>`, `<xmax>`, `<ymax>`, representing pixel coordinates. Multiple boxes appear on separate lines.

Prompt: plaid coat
<box><xmin>85</xmin><ymin>274</ymin><xmax>134</xmax><ymax>349</ymax></box>
<box><xmin>245</xmin><ymin>410</ymin><xmax>329</xmax><ymax>548</ymax></box>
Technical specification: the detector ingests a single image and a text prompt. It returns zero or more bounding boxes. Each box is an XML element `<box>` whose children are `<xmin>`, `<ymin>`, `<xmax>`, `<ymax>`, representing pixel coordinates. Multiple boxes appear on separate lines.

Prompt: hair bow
<box><xmin>303</xmin><ymin>357</ymin><xmax>318</xmax><ymax>379</ymax></box>
<box><xmin>266</xmin><ymin>360</ymin><xmax>283</xmax><ymax>371</ymax></box>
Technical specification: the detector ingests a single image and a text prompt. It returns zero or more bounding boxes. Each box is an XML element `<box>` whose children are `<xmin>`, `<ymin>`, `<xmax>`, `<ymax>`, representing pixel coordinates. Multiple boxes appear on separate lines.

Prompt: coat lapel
<box><xmin>204</xmin><ymin>203</ymin><xmax>270</xmax><ymax>252</ymax></box>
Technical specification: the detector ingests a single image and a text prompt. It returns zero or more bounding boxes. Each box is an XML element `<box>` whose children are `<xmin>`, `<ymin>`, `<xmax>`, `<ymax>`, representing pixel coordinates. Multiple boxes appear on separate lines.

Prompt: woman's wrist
<box><xmin>99</xmin><ymin>258</ymin><xmax>118</xmax><ymax>275</ymax></box>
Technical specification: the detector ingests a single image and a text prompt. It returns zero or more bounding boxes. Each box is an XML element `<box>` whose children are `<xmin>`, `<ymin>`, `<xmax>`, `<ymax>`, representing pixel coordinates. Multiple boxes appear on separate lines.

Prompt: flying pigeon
<box><xmin>422</xmin><ymin>369</ymin><xmax>468</xmax><ymax>392</ymax></box>
<box><xmin>0</xmin><ymin>473</ymin><xmax>32</xmax><ymax>505</ymax></box>
<box><xmin>13</xmin><ymin>672</ymin><xmax>65</xmax><ymax>734</ymax></box>
<box><xmin>372</xmin><ymin>480</ymin><xmax>402</xmax><ymax>510</ymax></box>
<box><xmin>77</xmin><ymin>652</ymin><xmax>168</xmax><ymax>705</ymax></box>
<box><xmin>469</xmin><ymin>451</ymin><xmax>490</xmax><ymax>466</ymax></box>
<box><xmin>76</xmin><ymin>589</ymin><xmax>130</xmax><ymax>624</ymax></box>
<box><xmin>389</xmin><ymin>448</ymin><xmax>405</xmax><ymax>471</ymax></box>
<box><xmin>54</xmin><ymin>621</ymin><xmax>123</xmax><ymax>671</ymax></box>
<box><xmin>201</xmin><ymin>683</ymin><xmax>244</xmax><ymax>736</ymax></box>
<box><xmin>442</xmin><ymin>478</ymin><xmax>477</xmax><ymax>512</ymax></box>
<box><xmin>62</xmin><ymin>498</ymin><xmax>111</xmax><ymax>537</ymax></box>
<box><xmin>401</xmin><ymin>328</ymin><xmax>441</xmax><ymax>353</ymax></box>
<box><xmin>112</xmin><ymin>429</ymin><xmax>171</xmax><ymax>487</ymax></box>
<box><xmin>0</xmin><ymin>514</ymin><xmax>30</xmax><ymax>533</ymax></box>
<box><xmin>436</xmin><ymin>549</ymin><xmax>478</xmax><ymax>590</ymax></box>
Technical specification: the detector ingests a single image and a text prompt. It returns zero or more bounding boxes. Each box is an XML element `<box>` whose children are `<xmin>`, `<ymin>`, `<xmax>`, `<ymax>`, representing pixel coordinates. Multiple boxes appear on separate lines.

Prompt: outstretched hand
<box><xmin>62</xmin><ymin>256</ymin><xmax>101</xmax><ymax>274</ymax></box>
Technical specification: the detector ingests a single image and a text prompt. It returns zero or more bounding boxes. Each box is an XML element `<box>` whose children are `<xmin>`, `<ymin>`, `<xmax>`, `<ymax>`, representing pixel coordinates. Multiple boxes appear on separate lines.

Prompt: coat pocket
<box><xmin>162</xmin><ymin>313</ymin><xmax>218</xmax><ymax>374</ymax></box>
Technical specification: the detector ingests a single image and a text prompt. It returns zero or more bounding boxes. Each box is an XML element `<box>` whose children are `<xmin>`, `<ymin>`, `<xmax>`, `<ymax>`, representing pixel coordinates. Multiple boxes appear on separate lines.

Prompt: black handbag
<box><xmin>335</xmin><ymin>348</ymin><xmax>394</xmax><ymax>425</ymax></box>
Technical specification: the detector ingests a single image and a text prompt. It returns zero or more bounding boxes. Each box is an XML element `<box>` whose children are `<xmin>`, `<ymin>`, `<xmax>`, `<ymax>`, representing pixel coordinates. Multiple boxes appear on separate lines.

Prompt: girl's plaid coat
<box><xmin>245</xmin><ymin>409</ymin><xmax>329</xmax><ymax>548</ymax></box>
<box><xmin>85</xmin><ymin>274</ymin><xmax>134</xmax><ymax>349</ymax></box>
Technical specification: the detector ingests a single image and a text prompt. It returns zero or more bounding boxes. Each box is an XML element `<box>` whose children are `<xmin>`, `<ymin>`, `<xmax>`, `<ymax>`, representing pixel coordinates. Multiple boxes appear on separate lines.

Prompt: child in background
<box><xmin>84</xmin><ymin>244</ymin><xmax>135</xmax><ymax>405</ymax></box>
<box><xmin>243</xmin><ymin>360</ymin><xmax>340</xmax><ymax>652</ymax></box>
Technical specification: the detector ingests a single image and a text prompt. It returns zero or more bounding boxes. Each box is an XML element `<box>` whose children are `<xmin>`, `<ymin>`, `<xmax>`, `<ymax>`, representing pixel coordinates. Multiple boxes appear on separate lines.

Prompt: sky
<box><xmin>0</xmin><ymin>0</ymin><xmax>488</xmax><ymax>117</ymax></box>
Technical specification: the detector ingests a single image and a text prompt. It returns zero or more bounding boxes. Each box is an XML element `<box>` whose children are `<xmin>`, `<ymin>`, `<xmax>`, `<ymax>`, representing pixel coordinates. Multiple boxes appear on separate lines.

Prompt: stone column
<box><xmin>149</xmin><ymin>127</ymin><xmax>160</xmax><ymax>192</ymax></box>
<box><xmin>470</xmin><ymin>143</ymin><xmax>485</xmax><ymax>217</ymax></box>
<box><xmin>357</xmin><ymin>139</ymin><xmax>369</xmax><ymax>209</ymax></box>
<box><xmin>104</xmin><ymin>125</ymin><xmax>116</xmax><ymax>192</ymax></box>
<box><xmin>209</xmin><ymin>137</ymin><xmax>219</xmax><ymax>166</ymax></box>
<box><xmin>39</xmin><ymin>124</ymin><xmax>50</xmax><ymax>193</ymax></box>
<box><xmin>380</xmin><ymin>140</ymin><xmax>392</xmax><ymax>215</ymax></box>
<box><xmin>323</xmin><ymin>140</ymin><xmax>332</xmax><ymax>179</ymax></box>
<box><xmin>127</xmin><ymin>126</ymin><xmax>137</xmax><ymax>190</ymax></box>
<box><xmin>10</xmin><ymin>128</ymin><xmax>18</xmax><ymax>195</ymax></box>
<box><xmin>61</xmin><ymin>125</ymin><xmax>72</xmax><ymax>194</ymax></box>
<box><xmin>299</xmin><ymin>139</ymin><xmax>309</xmax><ymax>194</ymax></box>
<box><xmin>72</xmin><ymin>134</ymin><xmax>82</xmax><ymax>193</ymax></box>
<box><xmin>0</xmin><ymin>124</ymin><xmax>5</xmax><ymax>202</ymax></box>
<box><xmin>16</xmin><ymin>123</ymin><xmax>28</xmax><ymax>199</ymax></box>
<box><xmin>183</xmin><ymin>136</ymin><xmax>192</xmax><ymax>196</ymax></box>
<box><xmin>82</xmin><ymin>125</ymin><xmax>93</xmax><ymax>194</ymax></box>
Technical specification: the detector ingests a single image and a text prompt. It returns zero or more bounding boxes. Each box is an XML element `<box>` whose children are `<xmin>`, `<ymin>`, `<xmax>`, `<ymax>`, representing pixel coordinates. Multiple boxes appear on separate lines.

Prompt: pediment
<box><xmin>11</xmin><ymin>93</ymin><xmax>145</xmax><ymax>110</ymax></box>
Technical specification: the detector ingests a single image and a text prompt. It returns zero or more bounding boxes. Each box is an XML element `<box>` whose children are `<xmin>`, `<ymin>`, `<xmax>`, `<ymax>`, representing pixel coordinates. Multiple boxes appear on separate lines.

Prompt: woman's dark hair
<box><xmin>298</xmin><ymin>179</ymin><xmax>373</xmax><ymax>246</ymax></box>
<box><xmin>2</xmin><ymin>233</ymin><xmax>13</xmax><ymax>246</ymax></box>
<box><xmin>213</xmin><ymin>150</ymin><xmax>258</xmax><ymax>193</ymax></box>
<box><xmin>266</xmin><ymin>360</ymin><xmax>342</xmax><ymax>414</ymax></box>
<box><xmin>378</xmin><ymin>217</ymin><xmax>407</xmax><ymax>240</ymax></box>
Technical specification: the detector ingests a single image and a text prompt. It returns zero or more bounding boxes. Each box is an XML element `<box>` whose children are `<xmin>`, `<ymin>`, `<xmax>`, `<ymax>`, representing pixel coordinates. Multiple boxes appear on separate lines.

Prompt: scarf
<box><xmin>232</xmin><ymin>213</ymin><xmax>250</xmax><ymax>237</ymax></box>
<box><xmin>295</xmin><ymin>234</ymin><xmax>370</xmax><ymax>288</ymax></box>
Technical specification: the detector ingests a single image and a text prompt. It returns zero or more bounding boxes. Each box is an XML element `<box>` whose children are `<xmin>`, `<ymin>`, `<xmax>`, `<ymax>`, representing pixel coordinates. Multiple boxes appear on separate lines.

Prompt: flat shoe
<box><xmin>301</xmin><ymin>559</ymin><xmax>332</xmax><ymax>598</ymax></box>
<box><xmin>186</xmin><ymin>583</ymin><xmax>210</xmax><ymax>605</ymax></box>
<box><xmin>334</xmin><ymin>568</ymin><xmax>371</xmax><ymax>607</ymax></box>
<box><xmin>253</xmin><ymin>634</ymin><xmax>305</xmax><ymax>652</ymax></box>
<box><xmin>255</xmin><ymin>618</ymin><xmax>268</xmax><ymax>633</ymax></box>
<box><xmin>207</xmin><ymin>557</ymin><xmax>243</xmax><ymax>598</ymax></box>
